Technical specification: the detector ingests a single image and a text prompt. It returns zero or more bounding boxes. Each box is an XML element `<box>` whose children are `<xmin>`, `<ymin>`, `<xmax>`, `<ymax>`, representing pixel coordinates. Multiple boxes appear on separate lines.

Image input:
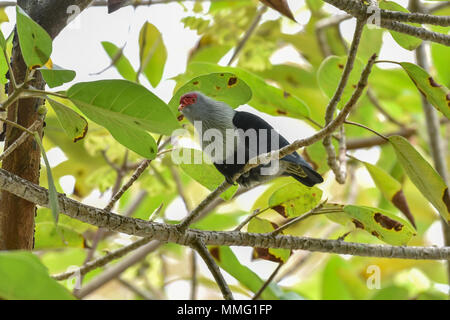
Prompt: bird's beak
<box><xmin>178</xmin><ymin>104</ymin><xmax>184</xmax><ymax>112</ymax></box>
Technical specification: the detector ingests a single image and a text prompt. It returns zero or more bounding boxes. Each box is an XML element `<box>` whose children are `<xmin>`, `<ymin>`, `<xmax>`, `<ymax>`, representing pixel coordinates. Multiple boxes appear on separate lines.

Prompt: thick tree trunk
<box><xmin>0</xmin><ymin>0</ymin><xmax>94</xmax><ymax>250</ymax></box>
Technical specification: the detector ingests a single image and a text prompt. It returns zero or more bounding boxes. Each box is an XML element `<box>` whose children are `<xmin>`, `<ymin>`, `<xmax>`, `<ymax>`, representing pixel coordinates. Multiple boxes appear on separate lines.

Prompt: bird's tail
<box><xmin>285</xmin><ymin>163</ymin><xmax>323</xmax><ymax>187</ymax></box>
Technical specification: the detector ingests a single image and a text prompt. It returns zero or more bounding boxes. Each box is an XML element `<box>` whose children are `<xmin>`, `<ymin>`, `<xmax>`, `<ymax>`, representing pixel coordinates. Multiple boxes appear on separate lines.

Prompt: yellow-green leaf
<box><xmin>317</xmin><ymin>55</ymin><xmax>365</xmax><ymax>110</ymax></box>
<box><xmin>268</xmin><ymin>182</ymin><xmax>322</xmax><ymax>218</ymax></box>
<box><xmin>247</xmin><ymin>217</ymin><xmax>291</xmax><ymax>263</ymax></box>
<box><xmin>169</xmin><ymin>72</ymin><xmax>252</xmax><ymax>115</ymax></box>
<box><xmin>48</xmin><ymin>99</ymin><xmax>88</xmax><ymax>142</ymax></box>
<box><xmin>328</xmin><ymin>205</ymin><xmax>416</xmax><ymax>245</ymax></box>
<box><xmin>389</xmin><ymin>135</ymin><xmax>449</xmax><ymax>223</ymax></box>
<box><xmin>379</xmin><ymin>1</ymin><xmax>422</xmax><ymax>50</ymax></box>
<box><xmin>138</xmin><ymin>22</ymin><xmax>167</xmax><ymax>87</ymax></box>
<box><xmin>35</xmin><ymin>222</ymin><xmax>86</xmax><ymax>249</ymax></box>
<box><xmin>399</xmin><ymin>62</ymin><xmax>450</xmax><ymax>119</ymax></box>
<box><xmin>0</xmin><ymin>251</ymin><xmax>75</xmax><ymax>300</ymax></box>
<box><xmin>101</xmin><ymin>41</ymin><xmax>137</xmax><ymax>81</ymax></box>
<box><xmin>363</xmin><ymin>161</ymin><xmax>415</xmax><ymax>228</ymax></box>
<box><xmin>175</xmin><ymin>148</ymin><xmax>237</xmax><ymax>200</ymax></box>
<box><xmin>16</xmin><ymin>6</ymin><xmax>52</xmax><ymax>68</ymax></box>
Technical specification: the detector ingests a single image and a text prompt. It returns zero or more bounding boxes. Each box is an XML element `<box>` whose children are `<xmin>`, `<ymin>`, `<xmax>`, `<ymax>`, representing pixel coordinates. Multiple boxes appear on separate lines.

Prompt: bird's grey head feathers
<box><xmin>178</xmin><ymin>91</ymin><xmax>235</xmax><ymax>131</ymax></box>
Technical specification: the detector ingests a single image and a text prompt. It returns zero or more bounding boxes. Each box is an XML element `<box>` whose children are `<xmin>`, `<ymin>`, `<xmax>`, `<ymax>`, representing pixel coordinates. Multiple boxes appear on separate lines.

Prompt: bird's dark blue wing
<box><xmin>232</xmin><ymin>111</ymin><xmax>312</xmax><ymax>168</ymax></box>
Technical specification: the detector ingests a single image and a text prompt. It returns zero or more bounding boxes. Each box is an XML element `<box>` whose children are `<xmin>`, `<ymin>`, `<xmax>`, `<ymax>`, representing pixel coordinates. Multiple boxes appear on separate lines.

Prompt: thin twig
<box><xmin>0</xmin><ymin>120</ymin><xmax>40</xmax><ymax>161</ymax></box>
<box><xmin>271</xmin><ymin>200</ymin><xmax>327</xmax><ymax>236</ymax></box>
<box><xmin>252</xmin><ymin>263</ymin><xmax>283</xmax><ymax>300</ymax></box>
<box><xmin>190</xmin><ymin>249</ymin><xmax>197</xmax><ymax>300</ymax></box>
<box><xmin>190</xmin><ymin>238</ymin><xmax>234</xmax><ymax>300</ymax></box>
<box><xmin>227</xmin><ymin>6</ymin><xmax>267</xmax><ymax>66</ymax></box>
<box><xmin>323</xmin><ymin>18</ymin><xmax>366</xmax><ymax>184</ymax></box>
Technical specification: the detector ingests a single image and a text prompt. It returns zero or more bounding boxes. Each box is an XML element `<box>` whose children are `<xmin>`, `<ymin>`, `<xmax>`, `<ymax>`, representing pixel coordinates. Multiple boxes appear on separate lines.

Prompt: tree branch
<box><xmin>323</xmin><ymin>18</ymin><xmax>366</xmax><ymax>184</ymax></box>
<box><xmin>190</xmin><ymin>238</ymin><xmax>233</xmax><ymax>300</ymax></box>
<box><xmin>0</xmin><ymin>167</ymin><xmax>448</xmax><ymax>260</ymax></box>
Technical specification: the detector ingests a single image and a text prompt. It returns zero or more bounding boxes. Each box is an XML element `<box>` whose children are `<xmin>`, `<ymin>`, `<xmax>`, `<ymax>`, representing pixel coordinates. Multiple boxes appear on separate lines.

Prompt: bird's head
<box><xmin>178</xmin><ymin>91</ymin><xmax>234</xmax><ymax>124</ymax></box>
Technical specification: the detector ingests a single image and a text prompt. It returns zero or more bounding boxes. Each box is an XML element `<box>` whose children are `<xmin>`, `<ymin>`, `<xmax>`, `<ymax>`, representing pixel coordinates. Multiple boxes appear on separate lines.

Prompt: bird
<box><xmin>178</xmin><ymin>91</ymin><xmax>323</xmax><ymax>188</ymax></box>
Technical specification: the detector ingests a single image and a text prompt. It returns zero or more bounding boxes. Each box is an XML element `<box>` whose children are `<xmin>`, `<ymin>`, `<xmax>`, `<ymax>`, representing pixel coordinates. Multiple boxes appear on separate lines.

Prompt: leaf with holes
<box><xmin>379</xmin><ymin>1</ymin><xmax>422</xmax><ymax>50</ymax></box>
<box><xmin>138</xmin><ymin>22</ymin><xmax>167</xmax><ymax>87</ymax></box>
<box><xmin>101</xmin><ymin>41</ymin><xmax>137</xmax><ymax>81</ymax></box>
<box><xmin>389</xmin><ymin>135</ymin><xmax>449</xmax><ymax>223</ymax></box>
<box><xmin>67</xmin><ymin>80</ymin><xmax>179</xmax><ymax>158</ymax></box>
<box><xmin>169</xmin><ymin>72</ymin><xmax>252</xmax><ymax>115</ymax></box>
<box><xmin>268</xmin><ymin>182</ymin><xmax>322</xmax><ymax>218</ymax></box>
<box><xmin>47</xmin><ymin>99</ymin><xmax>88</xmax><ymax>143</ymax></box>
<box><xmin>247</xmin><ymin>217</ymin><xmax>291</xmax><ymax>263</ymax></box>
<box><xmin>317</xmin><ymin>56</ymin><xmax>365</xmax><ymax>110</ymax></box>
<box><xmin>38</xmin><ymin>65</ymin><xmax>76</xmax><ymax>88</ymax></box>
<box><xmin>0</xmin><ymin>251</ymin><xmax>75</xmax><ymax>299</ymax></box>
<box><xmin>327</xmin><ymin>205</ymin><xmax>416</xmax><ymax>245</ymax></box>
<box><xmin>16</xmin><ymin>6</ymin><xmax>52</xmax><ymax>68</ymax></box>
<box><xmin>363</xmin><ymin>161</ymin><xmax>416</xmax><ymax>228</ymax></box>
<box><xmin>175</xmin><ymin>148</ymin><xmax>237</xmax><ymax>200</ymax></box>
<box><xmin>399</xmin><ymin>62</ymin><xmax>450</xmax><ymax>119</ymax></box>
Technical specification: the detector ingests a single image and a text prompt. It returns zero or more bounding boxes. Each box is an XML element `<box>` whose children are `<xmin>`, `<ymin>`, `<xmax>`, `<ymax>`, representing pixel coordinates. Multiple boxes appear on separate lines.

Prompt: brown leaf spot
<box><xmin>371</xmin><ymin>231</ymin><xmax>380</xmax><ymax>238</ymax></box>
<box><xmin>443</xmin><ymin>188</ymin><xmax>450</xmax><ymax>214</ymax></box>
<box><xmin>272</xmin><ymin>205</ymin><xmax>287</xmax><ymax>218</ymax></box>
<box><xmin>392</xmin><ymin>190</ymin><xmax>416</xmax><ymax>229</ymax></box>
<box><xmin>227</xmin><ymin>76</ymin><xmax>238</xmax><ymax>87</ymax></box>
<box><xmin>215</xmin><ymin>86</ymin><xmax>221</xmax><ymax>90</ymax></box>
<box><xmin>338</xmin><ymin>64</ymin><xmax>344</xmax><ymax>69</ymax></box>
<box><xmin>220</xmin><ymin>73</ymin><xmax>224</xmax><ymax>76</ymax></box>
<box><xmin>73</xmin><ymin>123</ymin><xmax>88</xmax><ymax>143</ymax></box>
<box><xmin>352</xmin><ymin>84</ymin><xmax>357</xmax><ymax>89</ymax></box>
<box><xmin>374</xmin><ymin>212</ymin><xmax>403</xmax><ymax>231</ymax></box>
<box><xmin>276</xmin><ymin>109</ymin><xmax>287</xmax><ymax>115</ymax></box>
<box><xmin>352</xmin><ymin>219</ymin><xmax>364</xmax><ymax>229</ymax></box>
<box><xmin>192</xmin><ymin>81</ymin><xmax>199</xmax><ymax>85</ymax></box>
<box><xmin>209</xmin><ymin>247</ymin><xmax>220</xmax><ymax>261</ymax></box>
<box><xmin>177</xmin><ymin>114</ymin><xmax>184</xmax><ymax>121</ymax></box>
<box><xmin>428</xmin><ymin>77</ymin><xmax>441</xmax><ymax>88</ymax></box>
<box><xmin>252</xmin><ymin>247</ymin><xmax>284</xmax><ymax>263</ymax></box>
<box><xmin>283</xmin><ymin>91</ymin><xmax>291</xmax><ymax>98</ymax></box>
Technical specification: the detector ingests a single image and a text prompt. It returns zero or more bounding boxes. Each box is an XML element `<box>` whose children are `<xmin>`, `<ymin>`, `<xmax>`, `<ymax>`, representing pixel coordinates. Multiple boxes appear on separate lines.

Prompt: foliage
<box><xmin>0</xmin><ymin>2</ymin><xmax>448</xmax><ymax>301</ymax></box>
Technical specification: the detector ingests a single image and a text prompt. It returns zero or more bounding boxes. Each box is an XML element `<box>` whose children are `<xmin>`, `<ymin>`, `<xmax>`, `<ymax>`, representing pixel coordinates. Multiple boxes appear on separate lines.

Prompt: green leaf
<box><xmin>183</xmin><ymin>62</ymin><xmax>310</xmax><ymax>118</ymax></box>
<box><xmin>208</xmin><ymin>246</ymin><xmax>280</xmax><ymax>300</ymax></box>
<box><xmin>431</xmin><ymin>43</ymin><xmax>450</xmax><ymax>88</ymax></box>
<box><xmin>268</xmin><ymin>182</ymin><xmax>322</xmax><ymax>218</ymax></box>
<box><xmin>389</xmin><ymin>135</ymin><xmax>450</xmax><ymax>223</ymax></box>
<box><xmin>138</xmin><ymin>22</ymin><xmax>167</xmax><ymax>87</ymax></box>
<box><xmin>68</xmin><ymin>80</ymin><xmax>179</xmax><ymax>158</ymax></box>
<box><xmin>16</xmin><ymin>6</ymin><xmax>52</xmax><ymax>68</ymax></box>
<box><xmin>0</xmin><ymin>28</ymin><xmax>6</xmax><ymax>50</ymax></box>
<box><xmin>175</xmin><ymin>148</ymin><xmax>237</xmax><ymax>200</ymax></box>
<box><xmin>34</xmin><ymin>133</ymin><xmax>60</xmax><ymax>224</ymax></box>
<box><xmin>169</xmin><ymin>72</ymin><xmax>252</xmax><ymax>114</ymax></box>
<box><xmin>35</xmin><ymin>222</ymin><xmax>86</xmax><ymax>249</ymax></box>
<box><xmin>247</xmin><ymin>217</ymin><xmax>291</xmax><ymax>263</ymax></box>
<box><xmin>399</xmin><ymin>62</ymin><xmax>450</xmax><ymax>119</ymax></box>
<box><xmin>328</xmin><ymin>205</ymin><xmax>416</xmax><ymax>245</ymax></box>
<box><xmin>47</xmin><ymin>99</ymin><xmax>88</xmax><ymax>142</ymax></box>
<box><xmin>0</xmin><ymin>251</ymin><xmax>75</xmax><ymax>300</ymax></box>
<box><xmin>363</xmin><ymin>161</ymin><xmax>415</xmax><ymax>228</ymax></box>
<box><xmin>38</xmin><ymin>65</ymin><xmax>76</xmax><ymax>88</ymax></box>
<box><xmin>317</xmin><ymin>55</ymin><xmax>365</xmax><ymax>109</ymax></box>
<box><xmin>379</xmin><ymin>1</ymin><xmax>422</xmax><ymax>50</ymax></box>
<box><xmin>101</xmin><ymin>41</ymin><xmax>137</xmax><ymax>81</ymax></box>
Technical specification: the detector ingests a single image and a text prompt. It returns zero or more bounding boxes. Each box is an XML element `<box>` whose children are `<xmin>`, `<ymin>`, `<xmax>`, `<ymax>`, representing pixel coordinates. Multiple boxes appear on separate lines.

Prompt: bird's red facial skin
<box><xmin>178</xmin><ymin>93</ymin><xmax>197</xmax><ymax>111</ymax></box>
